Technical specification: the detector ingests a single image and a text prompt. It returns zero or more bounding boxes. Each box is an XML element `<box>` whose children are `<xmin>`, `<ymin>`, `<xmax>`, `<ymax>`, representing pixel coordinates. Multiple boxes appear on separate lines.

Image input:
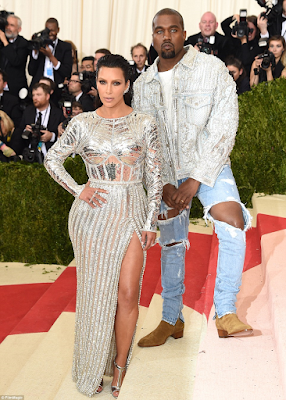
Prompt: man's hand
<box><xmin>25</xmin><ymin>125</ymin><xmax>33</xmax><ymax>133</ymax></box>
<box><xmin>40</xmin><ymin>45</ymin><xmax>53</xmax><ymax>58</ymax></box>
<box><xmin>162</xmin><ymin>183</ymin><xmax>180</xmax><ymax>209</ymax></box>
<box><xmin>257</xmin><ymin>14</ymin><xmax>268</xmax><ymax>35</ymax></box>
<box><xmin>171</xmin><ymin>178</ymin><xmax>200</xmax><ymax>209</ymax></box>
<box><xmin>40</xmin><ymin>130</ymin><xmax>53</xmax><ymax>142</ymax></box>
<box><xmin>0</xmin><ymin>30</ymin><xmax>8</xmax><ymax>46</ymax></box>
<box><xmin>88</xmin><ymin>86</ymin><xmax>97</xmax><ymax>97</ymax></box>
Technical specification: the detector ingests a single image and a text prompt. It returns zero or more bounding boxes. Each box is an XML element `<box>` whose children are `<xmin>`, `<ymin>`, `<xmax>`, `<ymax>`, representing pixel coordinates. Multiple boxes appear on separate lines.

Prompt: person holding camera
<box><xmin>28</xmin><ymin>18</ymin><xmax>73</xmax><ymax>104</ymax></box>
<box><xmin>221</xmin><ymin>13</ymin><xmax>260</xmax><ymax>77</ymax></box>
<box><xmin>250</xmin><ymin>35</ymin><xmax>286</xmax><ymax>86</ymax></box>
<box><xmin>184</xmin><ymin>11</ymin><xmax>235</xmax><ymax>61</ymax></box>
<box><xmin>257</xmin><ymin>0</ymin><xmax>286</xmax><ymax>39</ymax></box>
<box><xmin>225</xmin><ymin>56</ymin><xmax>250</xmax><ymax>95</ymax></box>
<box><xmin>0</xmin><ymin>15</ymin><xmax>29</xmax><ymax>97</ymax></box>
<box><xmin>67</xmin><ymin>72</ymin><xmax>95</xmax><ymax>112</ymax></box>
<box><xmin>17</xmin><ymin>82</ymin><xmax>64</xmax><ymax>162</ymax></box>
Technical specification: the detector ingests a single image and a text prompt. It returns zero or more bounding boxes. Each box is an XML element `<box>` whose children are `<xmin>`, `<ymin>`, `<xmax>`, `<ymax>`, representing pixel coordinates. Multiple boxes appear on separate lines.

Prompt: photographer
<box><xmin>18</xmin><ymin>82</ymin><xmax>64</xmax><ymax>162</ymax></box>
<box><xmin>67</xmin><ymin>72</ymin><xmax>95</xmax><ymax>112</ymax></box>
<box><xmin>184</xmin><ymin>11</ymin><xmax>235</xmax><ymax>61</ymax></box>
<box><xmin>250</xmin><ymin>35</ymin><xmax>286</xmax><ymax>86</ymax></box>
<box><xmin>225</xmin><ymin>56</ymin><xmax>251</xmax><ymax>95</ymax></box>
<box><xmin>58</xmin><ymin>101</ymin><xmax>83</xmax><ymax>139</ymax></box>
<box><xmin>81</xmin><ymin>56</ymin><xmax>94</xmax><ymax>72</ymax></box>
<box><xmin>28</xmin><ymin>18</ymin><xmax>73</xmax><ymax>104</ymax></box>
<box><xmin>257</xmin><ymin>0</ymin><xmax>285</xmax><ymax>38</ymax></box>
<box><xmin>221</xmin><ymin>13</ymin><xmax>260</xmax><ymax>77</ymax></box>
<box><xmin>0</xmin><ymin>110</ymin><xmax>18</xmax><ymax>162</ymax></box>
<box><xmin>0</xmin><ymin>14</ymin><xmax>29</xmax><ymax>97</ymax></box>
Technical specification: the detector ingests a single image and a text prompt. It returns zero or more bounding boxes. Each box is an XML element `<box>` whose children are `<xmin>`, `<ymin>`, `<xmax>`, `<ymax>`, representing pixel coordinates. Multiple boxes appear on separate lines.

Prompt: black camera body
<box><xmin>0</xmin><ymin>10</ymin><xmax>14</xmax><ymax>32</ymax></box>
<box><xmin>256</xmin><ymin>0</ymin><xmax>283</xmax><ymax>25</ymax></box>
<box><xmin>22</xmin><ymin>123</ymin><xmax>46</xmax><ymax>163</ymax></box>
<box><xmin>232</xmin><ymin>9</ymin><xmax>249</xmax><ymax>38</ymax></box>
<box><xmin>28</xmin><ymin>28</ymin><xmax>53</xmax><ymax>51</ymax></box>
<box><xmin>61</xmin><ymin>100</ymin><xmax>72</xmax><ymax>131</ymax></box>
<box><xmin>257</xmin><ymin>49</ymin><xmax>276</xmax><ymax>69</ymax></box>
<box><xmin>79</xmin><ymin>71</ymin><xmax>96</xmax><ymax>94</ymax></box>
<box><xmin>197</xmin><ymin>36</ymin><xmax>216</xmax><ymax>54</ymax></box>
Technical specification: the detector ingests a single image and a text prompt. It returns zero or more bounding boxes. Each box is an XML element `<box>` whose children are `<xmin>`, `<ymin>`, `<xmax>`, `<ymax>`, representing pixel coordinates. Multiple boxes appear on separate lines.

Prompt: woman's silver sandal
<box><xmin>111</xmin><ymin>359</ymin><xmax>126</xmax><ymax>398</ymax></box>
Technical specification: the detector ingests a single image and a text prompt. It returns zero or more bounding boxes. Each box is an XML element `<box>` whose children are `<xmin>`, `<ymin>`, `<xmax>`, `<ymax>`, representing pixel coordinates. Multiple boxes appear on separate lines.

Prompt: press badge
<box><xmin>46</xmin><ymin>67</ymin><xmax>53</xmax><ymax>78</ymax></box>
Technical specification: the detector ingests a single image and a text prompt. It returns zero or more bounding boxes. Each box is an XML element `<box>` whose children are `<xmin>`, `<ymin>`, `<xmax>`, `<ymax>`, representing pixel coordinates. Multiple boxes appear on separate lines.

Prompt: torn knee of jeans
<box><xmin>203</xmin><ymin>200</ymin><xmax>252</xmax><ymax>232</ymax></box>
<box><xmin>161</xmin><ymin>239</ymin><xmax>190</xmax><ymax>250</ymax></box>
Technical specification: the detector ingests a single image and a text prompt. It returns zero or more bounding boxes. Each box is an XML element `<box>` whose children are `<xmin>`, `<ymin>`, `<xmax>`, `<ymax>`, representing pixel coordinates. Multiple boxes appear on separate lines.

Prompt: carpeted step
<box><xmin>0</xmin><ymin>282</ymin><xmax>52</xmax><ymax>343</ymax></box>
<box><xmin>9</xmin><ymin>267</ymin><xmax>76</xmax><ymax>336</ymax></box>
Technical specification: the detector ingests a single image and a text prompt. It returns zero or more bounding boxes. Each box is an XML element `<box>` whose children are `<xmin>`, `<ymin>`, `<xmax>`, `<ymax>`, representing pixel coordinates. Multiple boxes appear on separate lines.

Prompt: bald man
<box><xmin>185</xmin><ymin>11</ymin><xmax>235</xmax><ymax>61</ymax></box>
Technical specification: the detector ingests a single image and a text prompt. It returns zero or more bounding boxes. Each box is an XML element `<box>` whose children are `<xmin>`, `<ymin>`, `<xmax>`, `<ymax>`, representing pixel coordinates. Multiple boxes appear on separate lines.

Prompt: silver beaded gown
<box><xmin>44</xmin><ymin>110</ymin><xmax>162</xmax><ymax>397</ymax></box>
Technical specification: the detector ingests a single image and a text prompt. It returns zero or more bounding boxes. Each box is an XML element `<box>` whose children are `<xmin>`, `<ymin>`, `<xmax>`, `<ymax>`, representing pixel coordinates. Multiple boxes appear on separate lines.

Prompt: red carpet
<box><xmin>1</xmin><ymin>214</ymin><xmax>286</xmax><ymax>343</ymax></box>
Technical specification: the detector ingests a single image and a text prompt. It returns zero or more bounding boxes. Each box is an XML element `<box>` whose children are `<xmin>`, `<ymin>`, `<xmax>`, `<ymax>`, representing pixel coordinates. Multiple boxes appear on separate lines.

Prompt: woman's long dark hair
<box><xmin>95</xmin><ymin>54</ymin><xmax>133</xmax><ymax>108</ymax></box>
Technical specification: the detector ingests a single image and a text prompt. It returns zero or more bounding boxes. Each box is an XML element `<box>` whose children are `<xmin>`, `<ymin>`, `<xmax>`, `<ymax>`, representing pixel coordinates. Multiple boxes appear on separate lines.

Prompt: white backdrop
<box><xmin>0</xmin><ymin>0</ymin><xmax>264</xmax><ymax>61</ymax></box>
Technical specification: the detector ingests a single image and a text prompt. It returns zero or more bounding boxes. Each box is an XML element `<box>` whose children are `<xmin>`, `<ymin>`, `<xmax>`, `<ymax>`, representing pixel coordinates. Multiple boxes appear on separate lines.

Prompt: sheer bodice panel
<box><xmin>44</xmin><ymin>110</ymin><xmax>162</xmax><ymax>231</ymax></box>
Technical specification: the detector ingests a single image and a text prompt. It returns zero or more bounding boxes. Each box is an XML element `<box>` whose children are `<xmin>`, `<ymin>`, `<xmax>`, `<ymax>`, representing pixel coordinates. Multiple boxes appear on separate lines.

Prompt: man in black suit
<box><xmin>0</xmin><ymin>15</ymin><xmax>29</xmax><ymax>97</ymax></box>
<box><xmin>0</xmin><ymin>69</ymin><xmax>22</xmax><ymax>127</ymax></box>
<box><xmin>257</xmin><ymin>0</ymin><xmax>286</xmax><ymax>39</ymax></box>
<box><xmin>67</xmin><ymin>72</ymin><xmax>95</xmax><ymax>111</ymax></box>
<box><xmin>28</xmin><ymin>18</ymin><xmax>73</xmax><ymax>104</ymax></box>
<box><xmin>130</xmin><ymin>43</ymin><xmax>150</xmax><ymax>83</ymax></box>
<box><xmin>16</xmin><ymin>82</ymin><xmax>64</xmax><ymax>161</ymax></box>
<box><xmin>185</xmin><ymin>11</ymin><xmax>235</xmax><ymax>61</ymax></box>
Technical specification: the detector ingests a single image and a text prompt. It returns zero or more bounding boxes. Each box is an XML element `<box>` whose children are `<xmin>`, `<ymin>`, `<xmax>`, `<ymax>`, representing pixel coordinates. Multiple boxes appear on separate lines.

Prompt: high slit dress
<box><xmin>44</xmin><ymin>110</ymin><xmax>162</xmax><ymax>397</ymax></box>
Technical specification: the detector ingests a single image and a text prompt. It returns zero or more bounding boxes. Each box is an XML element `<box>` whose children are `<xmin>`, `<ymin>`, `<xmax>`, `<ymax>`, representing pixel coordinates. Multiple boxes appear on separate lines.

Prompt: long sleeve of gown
<box><xmin>142</xmin><ymin>117</ymin><xmax>163</xmax><ymax>232</ymax></box>
<box><xmin>44</xmin><ymin>118</ymin><xmax>85</xmax><ymax>198</ymax></box>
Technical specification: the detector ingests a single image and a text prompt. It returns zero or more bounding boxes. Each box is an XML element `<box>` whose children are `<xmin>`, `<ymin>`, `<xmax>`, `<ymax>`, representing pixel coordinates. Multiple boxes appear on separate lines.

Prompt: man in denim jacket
<box><xmin>133</xmin><ymin>8</ymin><xmax>253</xmax><ymax>344</ymax></box>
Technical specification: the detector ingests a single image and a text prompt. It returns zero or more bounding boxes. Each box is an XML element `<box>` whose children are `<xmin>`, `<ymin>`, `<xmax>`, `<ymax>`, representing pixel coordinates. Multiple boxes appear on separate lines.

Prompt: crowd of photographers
<box><xmin>1</xmin><ymin>0</ymin><xmax>286</xmax><ymax>163</ymax></box>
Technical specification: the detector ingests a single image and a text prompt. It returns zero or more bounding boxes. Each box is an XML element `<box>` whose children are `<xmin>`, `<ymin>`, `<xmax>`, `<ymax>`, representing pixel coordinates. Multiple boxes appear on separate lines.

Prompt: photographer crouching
<box><xmin>250</xmin><ymin>35</ymin><xmax>286</xmax><ymax>86</ymax></box>
<box><xmin>19</xmin><ymin>82</ymin><xmax>64</xmax><ymax>163</ymax></box>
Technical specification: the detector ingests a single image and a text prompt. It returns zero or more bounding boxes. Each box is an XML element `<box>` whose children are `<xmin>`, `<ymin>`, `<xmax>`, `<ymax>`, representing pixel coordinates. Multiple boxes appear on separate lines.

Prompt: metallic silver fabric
<box><xmin>44</xmin><ymin>110</ymin><xmax>162</xmax><ymax>397</ymax></box>
<box><xmin>132</xmin><ymin>45</ymin><xmax>239</xmax><ymax>188</ymax></box>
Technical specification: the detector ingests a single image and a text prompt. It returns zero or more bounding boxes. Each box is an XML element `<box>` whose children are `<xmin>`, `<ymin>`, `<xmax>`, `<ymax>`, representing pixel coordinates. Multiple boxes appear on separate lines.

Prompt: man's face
<box><xmin>32</xmin><ymin>87</ymin><xmax>50</xmax><ymax>109</ymax></box>
<box><xmin>199</xmin><ymin>12</ymin><xmax>218</xmax><ymax>37</ymax></box>
<box><xmin>68</xmin><ymin>75</ymin><xmax>82</xmax><ymax>95</ymax></box>
<box><xmin>45</xmin><ymin>22</ymin><xmax>59</xmax><ymax>42</ymax></box>
<box><xmin>152</xmin><ymin>14</ymin><xmax>186</xmax><ymax>60</ymax></box>
<box><xmin>72</xmin><ymin>106</ymin><xmax>83</xmax><ymax>116</ymax></box>
<box><xmin>81</xmin><ymin>60</ymin><xmax>94</xmax><ymax>72</ymax></box>
<box><xmin>0</xmin><ymin>75</ymin><xmax>6</xmax><ymax>93</ymax></box>
<box><xmin>132</xmin><ymin>46</ymin><xmax>147</xmax><ymax>71</ymax></box>
<box><xmin>94</xmin><ymin>52</ymin><xmax>106</xmax><ymax>68</ymax></box>
<box><xmin>5</xmin><ymin>16</ymin><xmax>21</xmax><ymax>39</ymax></box>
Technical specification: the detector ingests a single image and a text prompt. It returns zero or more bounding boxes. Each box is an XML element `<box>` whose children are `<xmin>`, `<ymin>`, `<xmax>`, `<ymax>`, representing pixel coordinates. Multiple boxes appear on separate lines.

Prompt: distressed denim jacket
<box><xmin>132</xmin><ymin>46</ymin><xmax>239</xmax><ymax>188</ymax></box>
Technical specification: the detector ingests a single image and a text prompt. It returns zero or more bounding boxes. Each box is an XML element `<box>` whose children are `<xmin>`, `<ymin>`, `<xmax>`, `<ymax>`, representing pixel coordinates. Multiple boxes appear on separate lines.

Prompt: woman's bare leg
<box><xmin>111</xmin><ymin>232</ymin><xmax>144</xmax><ymax>396</ymax></box>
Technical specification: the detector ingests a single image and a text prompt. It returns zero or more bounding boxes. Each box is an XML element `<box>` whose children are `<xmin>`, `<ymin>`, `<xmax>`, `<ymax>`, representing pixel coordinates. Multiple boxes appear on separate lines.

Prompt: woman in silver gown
<box><xmin>44</xmin><ymin>55</ymin><xmax>162</xmax><ymax>398</ymax></box>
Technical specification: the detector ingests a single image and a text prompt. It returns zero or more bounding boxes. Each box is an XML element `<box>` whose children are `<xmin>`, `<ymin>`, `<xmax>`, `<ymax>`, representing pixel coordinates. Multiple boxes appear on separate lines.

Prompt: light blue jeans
<box><xmin>157</xmin><ymin>165</ymin><xmax>251</xmax><ymax>324</ymax></box>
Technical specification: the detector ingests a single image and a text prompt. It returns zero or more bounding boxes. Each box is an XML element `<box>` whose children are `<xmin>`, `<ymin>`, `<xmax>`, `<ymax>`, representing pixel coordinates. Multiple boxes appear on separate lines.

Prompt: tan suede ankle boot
<box><xmin>216</xmin><ymin>314</ymin><xmax>253</xmax><ymax>338</ymax></box>
<box><xmin>137</xmin><ymin>319</ymin><xmax>184</xmax><ymax>347</ymax></box>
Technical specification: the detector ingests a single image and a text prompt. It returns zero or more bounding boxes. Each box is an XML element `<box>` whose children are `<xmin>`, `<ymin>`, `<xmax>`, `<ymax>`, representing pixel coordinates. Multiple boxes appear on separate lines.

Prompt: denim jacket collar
<box><xmin>145</xmin><ymin>45</ymin><xmax>197</xmax><ymax>84</ymax></box>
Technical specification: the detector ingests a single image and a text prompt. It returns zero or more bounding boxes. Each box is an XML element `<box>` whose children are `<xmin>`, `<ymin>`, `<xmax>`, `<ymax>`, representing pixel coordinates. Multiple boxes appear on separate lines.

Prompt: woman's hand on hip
<box><xmin>79</xmin><ymin>181</ymin><xmax>108</xmax><ymax>208</ymax></box>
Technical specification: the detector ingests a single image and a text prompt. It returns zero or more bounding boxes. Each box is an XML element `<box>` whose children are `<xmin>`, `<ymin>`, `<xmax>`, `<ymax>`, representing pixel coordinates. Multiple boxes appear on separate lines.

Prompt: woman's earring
<box><xmin>123</xmin><ymin>84</ymin><xmax>130</xmax><ymax>95</ymax></box>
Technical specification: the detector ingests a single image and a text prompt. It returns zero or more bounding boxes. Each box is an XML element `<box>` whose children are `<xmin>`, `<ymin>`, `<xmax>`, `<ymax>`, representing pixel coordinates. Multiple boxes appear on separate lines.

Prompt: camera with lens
<box><xmin>197</xmin><ymin>36</ymin><xmax>216</xmax><ymax>54</ymax></box>
<box><xmin>58</xmin><ymin>82</ymin><xmax>73</xmax><ymax>109</ymax></box>
<box><xmin>0</xmin><ymin>10</ymin><xmax>14</xmax><ymax>32</ymax></box>
<box><xmin>256</xmin><ymin>0</ymin><xmax>283</xmax><ymax>25</ymax></box>
<box><xmin>22</xmin><ymin>122</ymin><xmax>46</xmax><ymax>163</ymax></box>
<box><xmin>257</xmin><ymin>49</ymin><xmax>276</xmax><ymax>69</ymax></box>
<box><xmin>28</xmin><ymin>28</ymin><xmax>53</xmax><ymax>51</ymax></box>
<box><xmin>79</xmin><ymin>71</ymin><xmax>97</xmax><ymax>94</ymax></box>
<box><xmin>232</xmin><ymin>9</ymin><xmax>249</xmax><ymax>38</ymax></box>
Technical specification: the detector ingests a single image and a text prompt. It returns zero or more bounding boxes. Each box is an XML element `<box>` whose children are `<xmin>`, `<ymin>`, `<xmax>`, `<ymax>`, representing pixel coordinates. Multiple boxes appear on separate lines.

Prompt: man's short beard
<box><xmin>5</xmin><ymin>32</ymin><xmax>17</xmax><ymax>39</ymax></box>
<box><xmin>161</xmin><ymin>50</ymin><xmax>176</xmax><ymax>59</ymax></box>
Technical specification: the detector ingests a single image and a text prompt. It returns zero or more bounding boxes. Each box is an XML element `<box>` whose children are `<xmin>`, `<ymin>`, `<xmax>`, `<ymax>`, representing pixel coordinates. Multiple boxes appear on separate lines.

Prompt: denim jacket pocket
<box><xmin>184</xmin><ymin>94</ymin><xmax>212</xmax><ymax>127</ymax></box>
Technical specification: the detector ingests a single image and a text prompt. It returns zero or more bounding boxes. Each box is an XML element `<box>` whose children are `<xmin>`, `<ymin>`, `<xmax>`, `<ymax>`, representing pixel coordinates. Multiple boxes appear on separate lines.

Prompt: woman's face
<box><xmin>269</xmin><ymin>40</ymin><xmax>284</xmax><ymax>59</ymax></box>
<box><xmin>247</xmin><ymin>21</ymin><xmax>256</xmax><ymax>42</ymax></box>
<box><xmin>96</xmin><ymin>67</ymin><xmax>129</xmax><ymax>109</ymax></box>
<box><xmin>226</xmin><ymin>65</ymin><xmax>242</xmax><ymax>82</ymax></box>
